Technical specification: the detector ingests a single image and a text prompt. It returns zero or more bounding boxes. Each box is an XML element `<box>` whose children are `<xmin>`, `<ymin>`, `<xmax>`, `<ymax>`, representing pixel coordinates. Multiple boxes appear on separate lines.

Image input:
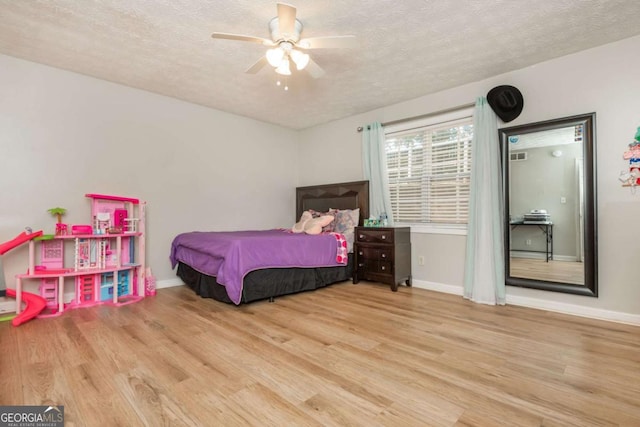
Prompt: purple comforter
<box><xmin>170</xmin><ymin>229</ymin><xmax>344</xmax><ymax>304</ymax></box>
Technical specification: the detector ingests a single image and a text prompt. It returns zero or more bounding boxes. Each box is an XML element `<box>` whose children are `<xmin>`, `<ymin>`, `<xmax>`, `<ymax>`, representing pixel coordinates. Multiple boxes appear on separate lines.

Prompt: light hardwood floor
<box><xmin>1</xmin><ymin>283</ymin><xmax>639</xmax><ymax>426</ymax></box>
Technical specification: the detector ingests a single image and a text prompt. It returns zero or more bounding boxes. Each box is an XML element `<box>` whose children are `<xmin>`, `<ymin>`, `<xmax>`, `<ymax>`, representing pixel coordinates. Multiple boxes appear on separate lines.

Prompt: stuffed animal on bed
<box><xmin>292</xmin><ymin>211</ymin><xmax>334</xmax><ymax>235</ymax></box>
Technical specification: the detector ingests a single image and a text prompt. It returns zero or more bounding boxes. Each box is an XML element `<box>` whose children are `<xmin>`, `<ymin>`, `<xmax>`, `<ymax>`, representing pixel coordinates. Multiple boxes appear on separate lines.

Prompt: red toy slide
<box><xmin>1</xmin><ymin>229</ymin><xmax>46</xmax><ymax>326</ymax></box>
<box><xmin>0</xmin><ymin>230</ymin><xmax>43</xmax><ymax>255</ymax></box>
<box><xmin>5</xmin><ymin>288</ymin><xmax>46</xmax><ymax>326</ymax></box>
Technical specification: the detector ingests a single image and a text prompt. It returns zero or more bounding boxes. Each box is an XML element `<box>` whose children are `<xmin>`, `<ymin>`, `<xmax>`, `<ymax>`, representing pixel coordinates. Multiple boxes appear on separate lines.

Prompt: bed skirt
<box><xmin>176</xmin><ymin>254</ymin><xmax>354</xmax><ymax>304</ymax></box>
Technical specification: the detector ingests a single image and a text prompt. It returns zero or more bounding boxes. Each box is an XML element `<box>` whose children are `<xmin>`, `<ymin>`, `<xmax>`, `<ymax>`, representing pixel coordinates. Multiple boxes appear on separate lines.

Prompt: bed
<box><xmin>171</xmin><ymin>180</ymin><xmax>369</xmax><ymax>304</ymax></box>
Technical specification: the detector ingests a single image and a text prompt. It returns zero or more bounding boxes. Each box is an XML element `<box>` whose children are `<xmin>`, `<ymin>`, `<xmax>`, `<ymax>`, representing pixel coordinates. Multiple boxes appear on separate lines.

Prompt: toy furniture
<box><xmin>0</xmin><ymin>229</ymin><xmax>47</xmax><ymax>325</ymax></box>
<box><xmin>14</xmin><ymin>194</ymin><xmax>147</xmax><ymax>319</ymax></box>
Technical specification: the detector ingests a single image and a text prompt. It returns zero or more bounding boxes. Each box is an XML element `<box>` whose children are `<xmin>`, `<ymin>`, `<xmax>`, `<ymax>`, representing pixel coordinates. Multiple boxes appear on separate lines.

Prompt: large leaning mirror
<box><xmin>500</xmin><ymin>113</ymin><xmax>597</xmax><ymax>296</ymax></box>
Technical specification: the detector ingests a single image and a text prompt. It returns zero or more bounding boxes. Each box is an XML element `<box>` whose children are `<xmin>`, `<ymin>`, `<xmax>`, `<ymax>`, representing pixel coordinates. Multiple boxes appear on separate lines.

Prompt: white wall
<box><xmin>298</xmin><ymin>35</ymin><xmax>640</xmax><ymax>320</ymax></box>
<box><xmin>0</xmin><ymin>54</ymin><xmax>298</xmax><ymax>289</ymax></box>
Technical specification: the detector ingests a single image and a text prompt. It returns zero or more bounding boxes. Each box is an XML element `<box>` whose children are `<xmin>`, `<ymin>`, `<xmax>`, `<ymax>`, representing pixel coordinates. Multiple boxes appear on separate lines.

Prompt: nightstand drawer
<box><xmin>378</xmin><ymin>261</ymin><xmax>392</xmax><ymax>274</ymax></box>
<box><xmin>356</xmin><ymin>229</ymin><xmax>394</xmax><ymax>244</ymax></box>
<box><xmin>357</xmin><ymin>259</ymin><xmax>377</xmax><ymax>272</ymax></box>
<box><xmin>357</xmin><ymin>260</ymin><xmax>392</xmax><ymax>275</ymax></box>
<box><xmin>356</xmin><ymin>247</ymin><xmax>392</xmax><ymax>261</ymax></box>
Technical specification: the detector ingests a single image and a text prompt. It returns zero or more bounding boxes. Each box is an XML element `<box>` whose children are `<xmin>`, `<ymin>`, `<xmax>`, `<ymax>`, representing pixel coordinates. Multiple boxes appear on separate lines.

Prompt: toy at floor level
<box><xmin>5</xmin><ymin>288</ymin><xmax>46</xmax><ymax>326</ymax></box>
<box><xmin>5</xmin><ymin>194</ymin><xmax>148</xmax><ymax>326</ymax></box>
<box><xmin>0</xmin><ymin>228</ymin><xmax>47</xmax><ymax>325</ymax></box>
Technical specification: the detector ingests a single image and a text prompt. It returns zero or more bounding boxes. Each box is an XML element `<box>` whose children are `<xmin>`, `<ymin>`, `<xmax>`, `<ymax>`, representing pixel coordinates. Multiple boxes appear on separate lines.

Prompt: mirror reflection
<box><xmin>500</xmin><ymin>113</ymin><xmax>597</xmax><ymax>296</ymax></box>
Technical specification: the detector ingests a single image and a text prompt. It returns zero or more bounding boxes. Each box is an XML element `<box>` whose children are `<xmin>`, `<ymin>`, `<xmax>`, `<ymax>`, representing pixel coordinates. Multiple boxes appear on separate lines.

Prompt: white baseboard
<box><xmin>505</xmin><ymin>294</ymin><xmax>640</xmax><ymax>326</ymax></box>
<box><xmin>510</xmin><ymin>252</ymin><xmax>577</xmax><ymax>262</ymax></box>
<box><xmin>510</xmin><ymin>251</ymin><xmax>547</xmax><ymax>260</ymax></box>
<box><xmin>410</xmin><ymin>279</ymin><xmax>640</xmax><ymax>326</ymax></box>
<box><xmin>411</xmin><ymin>280</ymin><xmax>463</xmax><ymax>296</ymax></box>
<box><xmin>0</xmin><ymin>297</ymin><xmax>15</xmax><ymax>314</ymax></box>
<box><xmin>551</xmin><ymin>255</ymin><xmax>579</xmax><ymax>262</ymax></box>
<box><xmin>156</xmin><ymin>278</ymin><xmax>184</xmax><ymax>289</ymax></box>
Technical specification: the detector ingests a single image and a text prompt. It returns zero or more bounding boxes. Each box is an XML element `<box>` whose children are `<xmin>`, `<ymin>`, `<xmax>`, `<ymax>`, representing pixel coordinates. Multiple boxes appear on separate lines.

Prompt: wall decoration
<box><xmin>620</xmin><ymin>126</ymin><xmax>640</xmax><ymax>190</ymax></box>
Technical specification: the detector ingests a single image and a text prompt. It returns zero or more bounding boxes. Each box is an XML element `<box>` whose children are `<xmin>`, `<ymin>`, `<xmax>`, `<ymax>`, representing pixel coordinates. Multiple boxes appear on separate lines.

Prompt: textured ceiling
<box><xmin>1</xmin><ymin>0</ymin><xmax>639</xmax><ymax>130</ymax></box>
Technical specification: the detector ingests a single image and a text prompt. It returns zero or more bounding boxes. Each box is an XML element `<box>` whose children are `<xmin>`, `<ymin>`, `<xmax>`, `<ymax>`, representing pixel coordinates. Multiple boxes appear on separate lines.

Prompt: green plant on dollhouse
<box><xmin>48</xmin><ymin>207</ymin><xmax>68</xmax><ymax>235</ymax></box>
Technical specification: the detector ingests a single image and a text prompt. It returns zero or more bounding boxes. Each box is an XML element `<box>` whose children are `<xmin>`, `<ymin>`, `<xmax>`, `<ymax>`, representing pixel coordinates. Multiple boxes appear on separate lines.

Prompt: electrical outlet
<box><xmin>418</xmin><ymin>255</ymin><xmax>425</xmax><ymax>266</ymax></box>
<box><xmin>526</xmin><ymin>239</ymin><xmax>532</xmax><ymax>246</ymax></box>
<box><xmin>560</xmin><ymin>196</ymin><xmax>566</xmax><ymax>204</ymax></box>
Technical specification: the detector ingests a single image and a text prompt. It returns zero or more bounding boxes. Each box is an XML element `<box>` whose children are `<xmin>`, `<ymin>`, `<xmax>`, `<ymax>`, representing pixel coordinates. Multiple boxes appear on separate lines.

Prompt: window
<box><xmin>385</xmin><ymin>110</ymin><xmax>473</xmax><ymax>230</ymax></box>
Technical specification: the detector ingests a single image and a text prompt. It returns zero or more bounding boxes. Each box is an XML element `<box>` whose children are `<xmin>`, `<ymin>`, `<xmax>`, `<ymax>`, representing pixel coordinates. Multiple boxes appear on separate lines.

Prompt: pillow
<box><xmin>308</xmin><ymin>209</ymin><xmax>336</xmax><ymax>233</ymax></box>
<box><xmin>330</xmin><ymin>208</ymin><xmax>360</xmax><ymax>252</ymax></box>
<box><xmin>303</xmin><ymin>215</ymin><xmax>334</xmax><ymax>235</ymax></box>
<box><xmin>292</xmin><ymin>211</ymin><xmax>312</xmax><ymax>233</ymax></box>
<box><xmin>331</xmin><ymin>208</ymin><xmax>360</xmax><ymax>232</ymax></box>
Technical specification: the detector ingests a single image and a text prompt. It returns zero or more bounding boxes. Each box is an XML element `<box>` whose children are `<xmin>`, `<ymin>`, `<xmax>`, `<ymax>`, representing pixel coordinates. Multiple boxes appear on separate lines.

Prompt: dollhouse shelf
<box><xmin>84</xmin><ymin>193</ymin><xmax>139</xmax><ymax>204</ymax></box>
<box><xmin>55</xmin><ymin>232</ymin><xmax>142</xmax><ymax>239</ymax></box>
<box><xmin>14</xmin><ymin>194</ymin><xmax>147</xmax><ymax>319</ymax></box>
<box><xmin>17</xmin><ymin>264</ymin><xmax>142</xmax><ymax>279</ymax></box>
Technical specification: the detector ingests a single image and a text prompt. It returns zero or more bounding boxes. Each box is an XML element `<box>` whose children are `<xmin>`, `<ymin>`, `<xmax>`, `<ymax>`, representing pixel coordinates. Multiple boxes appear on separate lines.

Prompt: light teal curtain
<box><xmin>362</xmin><ymin>122</ymin><xmax>394</xmax><ymax>225</ymax></box>
<box><xmin>463</xmin><ymin>97</ymin><xmax>505</xmax><ymax>305</ymax></box>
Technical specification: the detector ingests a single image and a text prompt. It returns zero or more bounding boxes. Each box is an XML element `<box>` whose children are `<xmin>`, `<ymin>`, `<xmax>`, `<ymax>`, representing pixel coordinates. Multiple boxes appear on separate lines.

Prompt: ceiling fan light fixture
<box><xmin>290</xmin><ymin>49</ymin><xmax>309</xmax><ymax>70</ymax></box>
<box><xmin>266</xmin><ymin>47</ymin><xmax>284</xmax><ymax>67</ymax></box>
<box><xmin>275</xmin><ymin>58</ymin><xmax>291</xmax><ymax>76</ymax></box>
<box><xmin>211</xmin><ymin>3</ymin><xmax>355</xmax><ymax>80</ymax></box>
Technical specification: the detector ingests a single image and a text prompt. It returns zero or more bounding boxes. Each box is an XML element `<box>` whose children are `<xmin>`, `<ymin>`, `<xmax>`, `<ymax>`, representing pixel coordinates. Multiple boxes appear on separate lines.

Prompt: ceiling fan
<box><xmin>211</xmin><ymin>3</ymin><xmax>357</xmax><ymax>79</ymax></box>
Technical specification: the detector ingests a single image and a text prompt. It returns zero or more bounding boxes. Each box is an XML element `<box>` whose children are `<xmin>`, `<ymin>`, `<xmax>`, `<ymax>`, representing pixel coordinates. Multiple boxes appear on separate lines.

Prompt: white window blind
<box><xmin>385</xmin><ymin>116</ymin><xmax>473</xmax><ymax>226</ymax></box>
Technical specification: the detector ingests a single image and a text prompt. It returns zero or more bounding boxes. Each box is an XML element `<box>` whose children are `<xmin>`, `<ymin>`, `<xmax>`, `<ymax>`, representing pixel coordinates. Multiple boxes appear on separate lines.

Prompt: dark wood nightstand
<box><xmin>352</xmin><ymin>226</ymin><xmax>412</xmax><ymax>291</ymax></box>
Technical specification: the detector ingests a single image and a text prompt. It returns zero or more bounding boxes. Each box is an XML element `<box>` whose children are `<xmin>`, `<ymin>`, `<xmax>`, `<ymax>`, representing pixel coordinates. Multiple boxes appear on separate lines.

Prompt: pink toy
<box><xmin>71</xmin><ymin>225</ymin><xmax>93</xmax><ymax>235</ymax></box>
<box><xmin>38</xmin><ymin>238</ymin><xmax>64</xmax><ymax>310</ymax></box>
<box><xmin>113</xmin><ymin>209</ymin><xmax>128</xmax><ymax>228</ymax></box>
<box><xmin>1</xmin><ymin>230</ymin><xmax>46</xmax><ymax>325</ymax></box>
<box><xmin>85</xmin><ymin>193</ymin><xmax>139</xmax><ymax>204</ymax></box>
<box><xmin>0</xmin><ymin>230</ymin><xmax>43</xmax><ymax>255</ymax></box>
<box><xmin>5</xmin><ymin>288</ymin><xmax>46</xmax><ymax>326</ymax></box>
<box><xmin>55</xmin><ymin>223</ymin><xmax>68</xmax><ymax>236</ymax></box>
<box><xmin>4</xmin><ymin>194</ymin><xmax>149</xmax><ymax>325</ymax></box>
<box><xmin>145</xmin><ymin>267</ymin><xmax>156</xmax><ymax>296</ymax></box>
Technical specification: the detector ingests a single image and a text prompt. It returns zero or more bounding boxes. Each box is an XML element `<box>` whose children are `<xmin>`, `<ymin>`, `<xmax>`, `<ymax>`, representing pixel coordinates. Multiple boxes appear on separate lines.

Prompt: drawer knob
<box><xmin>381</xmin><ymin>253</ymin><xmax>386</xmax><ymax>258</ymax></box>
<box><xmin>381</xmin><ymin>266</ymin><xmax>386</xmax><ymax>270</ymax></box>
<box><xmin>381</xmin><ymin>235</ymin><xmax>386</xmax><ymax>240</ymax></box>
<box><xmin>358</xmin><ymin>263</ymin><xmax>364</xmax><ymax>267</ymax></box>
<box><xmin>359</xmin><ymin>251</ymin><xmax>363</xmax><ymax>256</ymax></box>
<box><xmin>359</xmin><ymin>235</ymin><xmax>364</xmax><ymax>239</ymax></box>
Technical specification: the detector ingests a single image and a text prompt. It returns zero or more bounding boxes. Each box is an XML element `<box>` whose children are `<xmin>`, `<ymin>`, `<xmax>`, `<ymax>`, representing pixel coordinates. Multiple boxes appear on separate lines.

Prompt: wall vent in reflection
<box><xmin>510</xmin><ymin>152</ymin><xmax>527</xmax><ymax>161</ymax></box>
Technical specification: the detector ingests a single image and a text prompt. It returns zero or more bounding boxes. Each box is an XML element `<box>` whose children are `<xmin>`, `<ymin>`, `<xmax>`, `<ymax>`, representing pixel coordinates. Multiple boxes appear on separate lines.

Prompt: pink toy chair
<box><xmin>55</xmin><ymin>223</ymin><xmax>68</xmax><ymax>236</ymax></box>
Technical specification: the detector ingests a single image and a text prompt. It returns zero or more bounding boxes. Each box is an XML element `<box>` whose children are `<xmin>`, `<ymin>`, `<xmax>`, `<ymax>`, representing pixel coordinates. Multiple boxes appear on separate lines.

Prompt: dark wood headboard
<box><xmin>296</xmin><ymin>180</ymin><xmax>369</xmax><ymax>226</ymax></box>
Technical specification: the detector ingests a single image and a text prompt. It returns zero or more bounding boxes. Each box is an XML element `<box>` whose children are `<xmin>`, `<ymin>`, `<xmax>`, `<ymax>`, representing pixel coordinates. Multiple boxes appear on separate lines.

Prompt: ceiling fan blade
<box><xmin>245</xmin><ymin>57</ymin><xmax>268</xmax><ymax>74</ymax></box>
<box><xmin>211</xmin><ymin>32</ymin><xmax>274</xmax><ymax>46</ymax></box>
<box><xmin>277</xmin><ymin>3</ymin><xmax>297</xmax><ymax>38</ymax></box>
<box><xmin>305</xmin><ymin>58</ymin><xmax>325</xmax><ymax>79</ymax></box>
<box><xmin>298</xmin><ymin>36</ymin><xmax>358</xmax><ymax>49</ymax></box>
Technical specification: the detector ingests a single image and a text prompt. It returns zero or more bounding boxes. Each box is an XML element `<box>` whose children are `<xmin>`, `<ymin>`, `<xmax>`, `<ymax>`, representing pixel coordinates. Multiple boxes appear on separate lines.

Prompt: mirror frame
<box><xmin>499</xmin><ymin>113</ymin><xmax>598</xmax><ymax>297</ymax></box>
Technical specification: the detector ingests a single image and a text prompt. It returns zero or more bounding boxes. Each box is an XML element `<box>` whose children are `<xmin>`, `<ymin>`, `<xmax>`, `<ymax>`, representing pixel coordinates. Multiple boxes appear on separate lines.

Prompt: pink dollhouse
<box><xmin>14</xmin><ymin>194</ymin><xmax>147</xmax><ymax>318</ymax></box>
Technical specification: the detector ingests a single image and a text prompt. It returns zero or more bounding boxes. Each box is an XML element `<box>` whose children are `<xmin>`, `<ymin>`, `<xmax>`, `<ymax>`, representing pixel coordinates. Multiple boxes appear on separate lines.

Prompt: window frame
<box><xmin>384</xmin><ymin>107</ymin><xmax>474</xmax><ymax>235</ymax></box>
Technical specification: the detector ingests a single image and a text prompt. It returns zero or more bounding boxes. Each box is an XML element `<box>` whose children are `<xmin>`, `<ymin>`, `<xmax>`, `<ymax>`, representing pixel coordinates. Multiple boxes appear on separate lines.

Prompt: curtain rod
<box><xmin>356</xmin><ymin>102</ymin><xmax>476</xmax><ymax>132</ymax></box>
